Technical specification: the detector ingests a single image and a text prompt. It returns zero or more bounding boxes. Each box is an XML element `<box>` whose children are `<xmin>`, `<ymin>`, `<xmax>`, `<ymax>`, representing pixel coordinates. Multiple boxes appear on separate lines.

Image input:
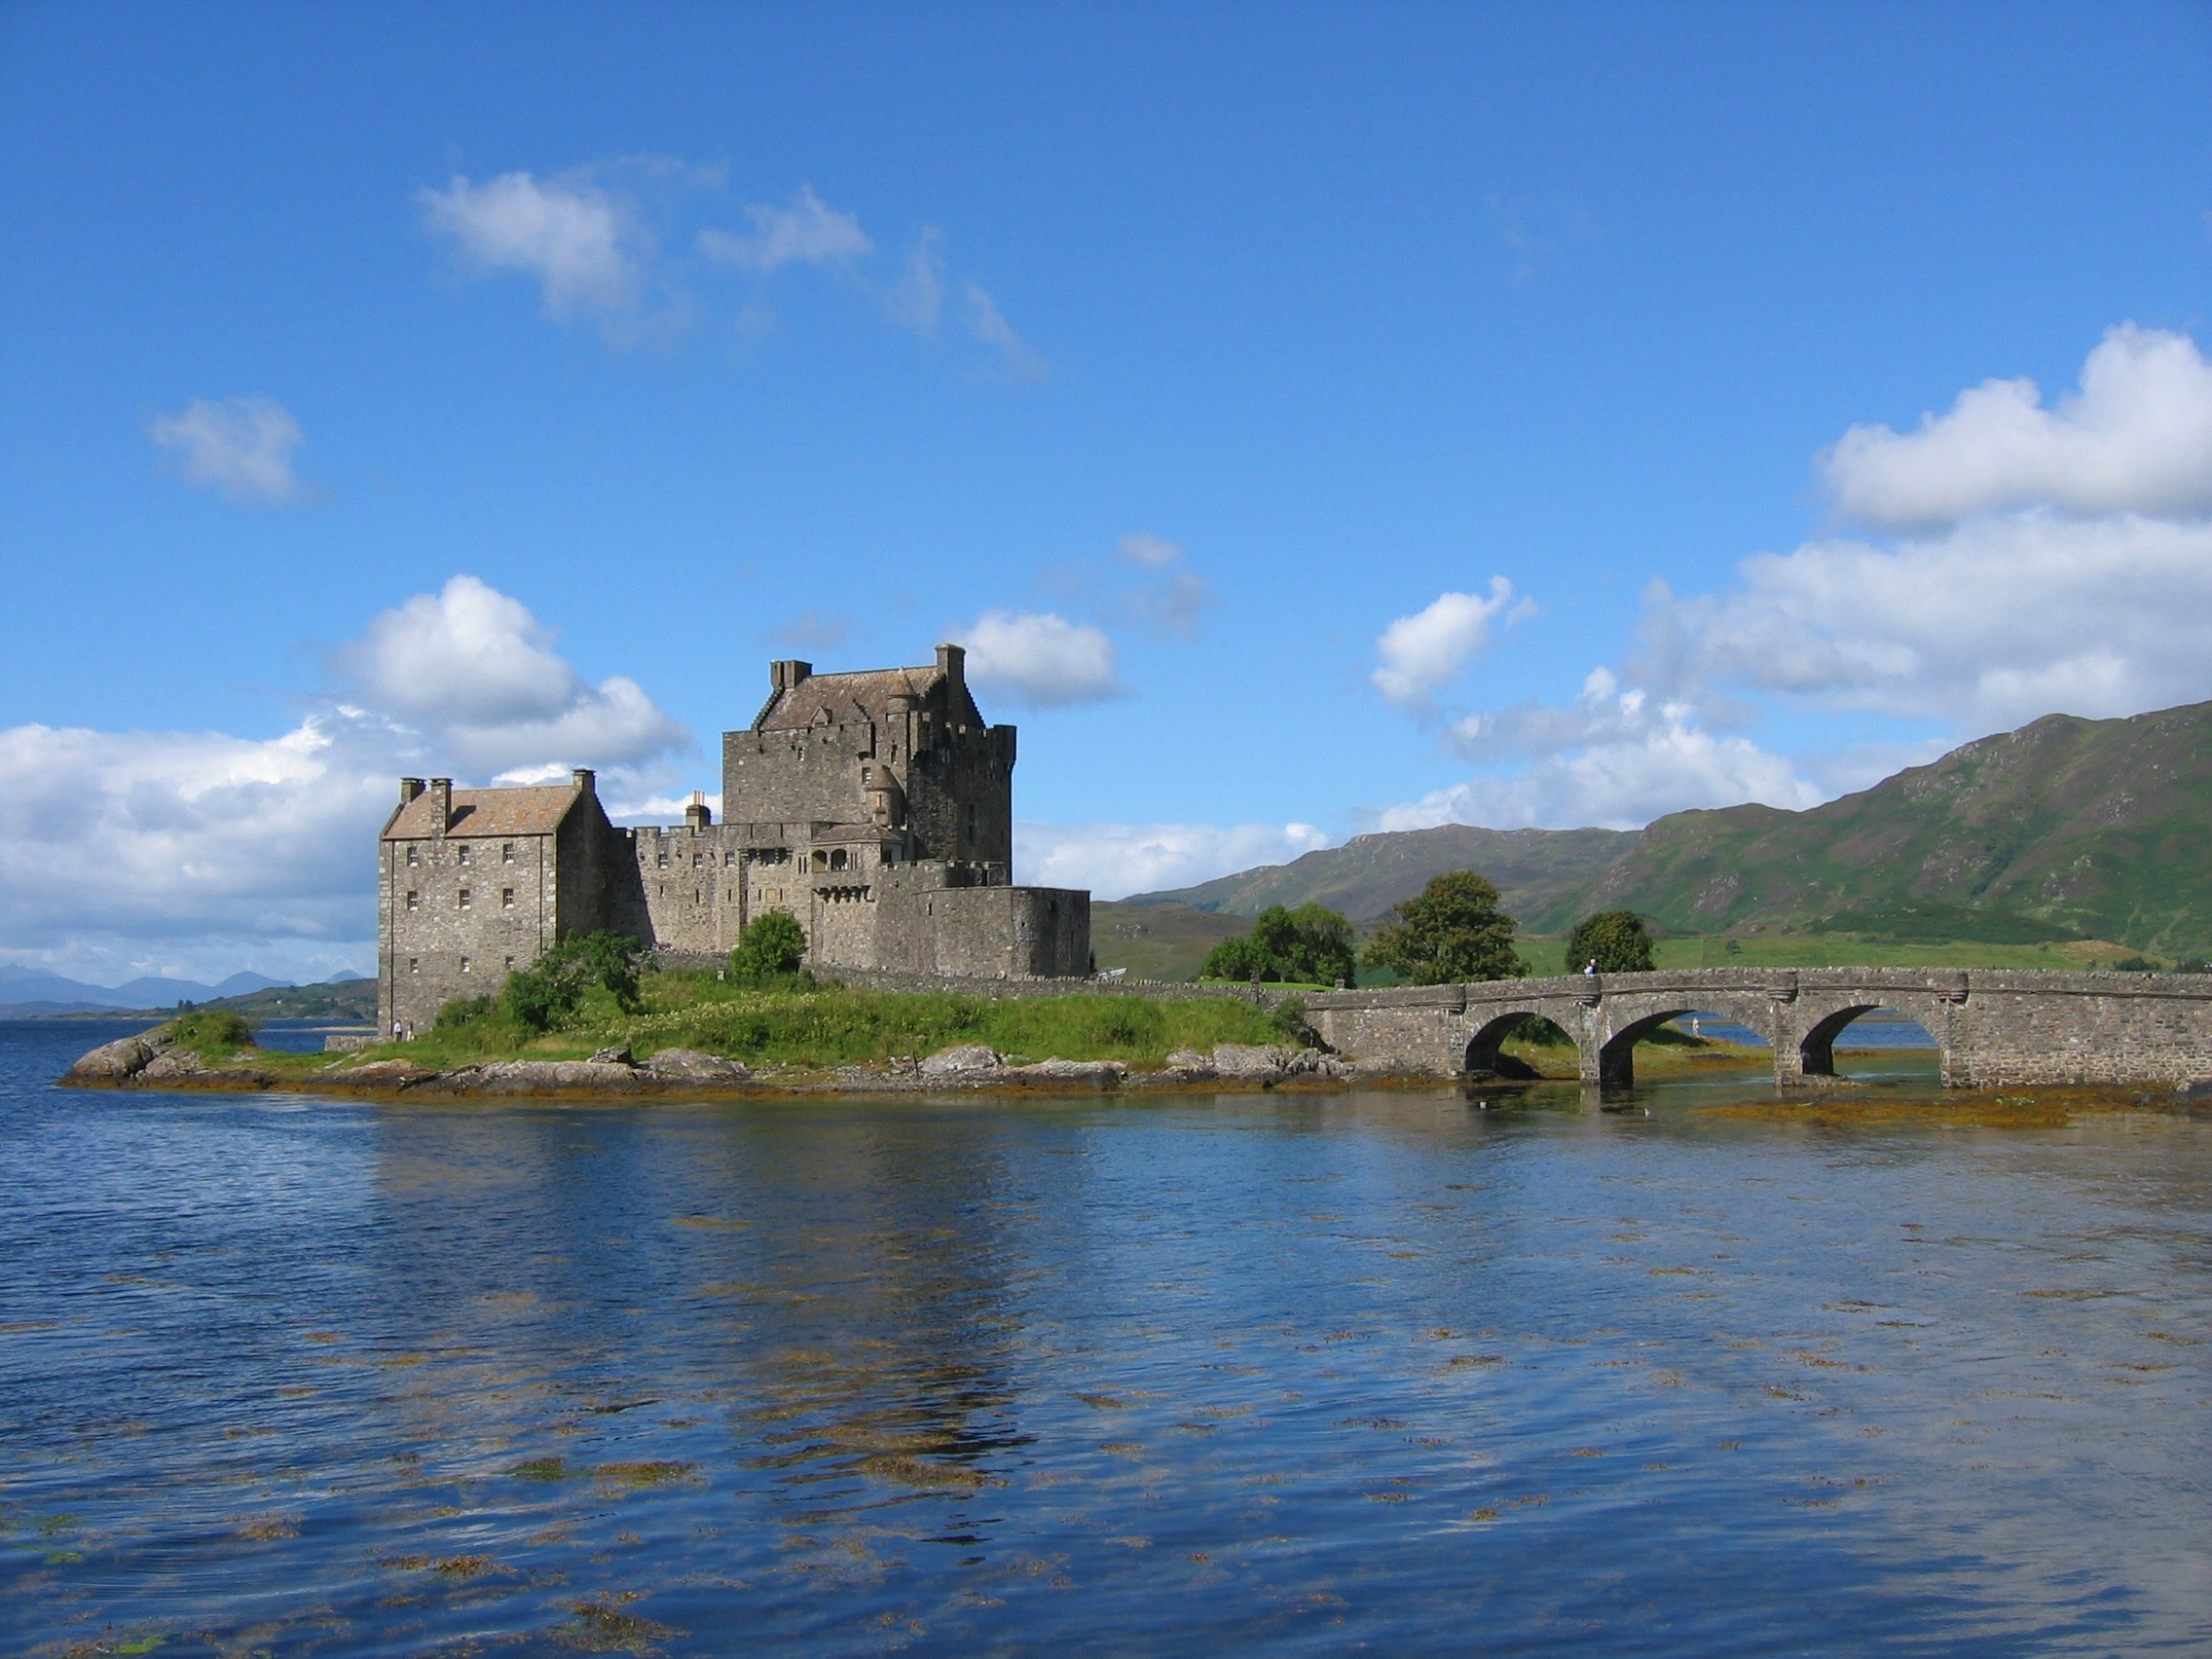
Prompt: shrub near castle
<box><xmin>1198</xmin><ymin>903</ymin><xmax>1358</xmax><ymax>986</ymax></box>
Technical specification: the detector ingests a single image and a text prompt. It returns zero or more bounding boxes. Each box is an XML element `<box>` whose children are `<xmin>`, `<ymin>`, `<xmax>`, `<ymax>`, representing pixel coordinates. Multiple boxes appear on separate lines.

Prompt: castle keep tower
<box><xmin>375</xmin><ymin>646</ymin><xmax>1089</xmax><ymax>1034</ymax></box>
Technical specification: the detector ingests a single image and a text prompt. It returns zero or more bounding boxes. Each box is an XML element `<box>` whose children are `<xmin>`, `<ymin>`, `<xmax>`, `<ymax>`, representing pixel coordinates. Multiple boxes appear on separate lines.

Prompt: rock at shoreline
<box><xmin>446</xmin><ymin>1059</ymin><xmax>649</xmax><ymax>1095</ymax></box>
<box><xmin>920</xmin><ymin>1045</ymin><xmax>1002</xmax><ymax>1077</ymax></box>
<box><xmin>62</xmin><ymin>1031</ymin><xmax>169</xmax><ymax>1083</ymax></box>
<box><xmin>644</xmin><ymin>1049</ymin><xmax>750</xmax><ymax>1085</ymax></box>
<box><xmin>1004</xmin><ymin>1057</ymin><xmax>1125</xmax><ymax>1088</ymax></box>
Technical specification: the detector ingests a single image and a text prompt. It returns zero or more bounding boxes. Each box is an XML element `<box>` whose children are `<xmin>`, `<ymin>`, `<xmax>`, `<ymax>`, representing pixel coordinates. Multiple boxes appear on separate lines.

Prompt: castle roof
<box><xmin>755</xmin><ymin>665</ymin><xmax>982</xmax><ymax>732</ymax></box>
<box><xmin>382</xmin><ymin>784</ymin><xmax>584</xmax><ymax>840</ymax></box>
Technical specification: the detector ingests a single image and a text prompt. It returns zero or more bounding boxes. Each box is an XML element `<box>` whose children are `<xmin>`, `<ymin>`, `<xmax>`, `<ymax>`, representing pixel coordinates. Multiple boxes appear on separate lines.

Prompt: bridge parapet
<box><xmin>1306</xmin><ymin>968</ymin><xmax>2212</xmax><ymax>1089</ymax></box>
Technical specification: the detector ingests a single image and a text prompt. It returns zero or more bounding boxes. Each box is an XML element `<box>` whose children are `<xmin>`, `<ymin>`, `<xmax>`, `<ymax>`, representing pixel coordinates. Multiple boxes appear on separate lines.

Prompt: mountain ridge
<box><xmin>1125</xmin><ymin>699</ymin><xmax>2212</xmax><ymax>955</ymax></box>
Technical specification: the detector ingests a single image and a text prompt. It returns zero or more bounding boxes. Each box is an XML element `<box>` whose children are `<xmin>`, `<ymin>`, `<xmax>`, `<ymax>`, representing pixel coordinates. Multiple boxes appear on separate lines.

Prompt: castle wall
<box><xmin>380</xmin><ymin>820</ymin><xmax>561</xmax><ymax>1036</ymax></box>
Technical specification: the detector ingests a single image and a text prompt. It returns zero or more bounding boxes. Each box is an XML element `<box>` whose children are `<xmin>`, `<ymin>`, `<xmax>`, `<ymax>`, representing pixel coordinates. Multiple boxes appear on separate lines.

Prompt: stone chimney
<box><xmin>399</xmin><ymin>777</ymin><xmax>424</xmax><ymax>805</ymax></box>
<box><xmin>771</xmin><ymin>659</ymin><xmax>813</xmax><ymax>692</ymax></box>
<box><xmin>428</xmin><ymin>779</ymin><xmax>452</xmax><ymax>832</ymax></box>
<box><xmin>571</xmin><ymin>768</ymin><xmax>596</xmax><ymax>795</ymax></box>
<box><xmin>936</xmin><ymin>643</ymin><xmax>965</xmax><ymax>686</ymax></box>
<box><xmin>684</xmin><ymin>790</ymin><xmax>713</xmax><ymax>830</ymax></box>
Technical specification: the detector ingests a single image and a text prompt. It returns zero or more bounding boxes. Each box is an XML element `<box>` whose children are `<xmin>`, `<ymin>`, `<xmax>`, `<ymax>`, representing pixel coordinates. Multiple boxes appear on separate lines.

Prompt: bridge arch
<box><xmin>1796</xmin><ymin>1005</ymin><xmax>1939</xmax><ymax>1078</ymax></box>
<box><xmin>1594</xmin><ymin>1009</ymin><xmax>1751</xmax><ymax>1088</ymax></box>
<box><xmin>1463</xmin><ymin>1011</ymin><xmax>1577</xmax><ymax>1079</ymax></box>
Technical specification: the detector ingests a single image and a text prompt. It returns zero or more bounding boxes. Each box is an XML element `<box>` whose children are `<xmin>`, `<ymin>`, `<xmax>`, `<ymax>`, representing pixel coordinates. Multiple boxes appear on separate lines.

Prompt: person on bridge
<box><xmin>1583</xmin><ymin>959</ymin><xmax>1599</xmax><ymax>977</ymax></box>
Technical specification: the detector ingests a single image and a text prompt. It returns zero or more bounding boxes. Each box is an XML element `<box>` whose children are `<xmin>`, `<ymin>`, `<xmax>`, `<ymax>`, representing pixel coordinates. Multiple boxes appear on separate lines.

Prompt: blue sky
<box><xmin>3</xmin><ymin>2</ymin><xmax>2210</xmax><ymax>983</ymax></box>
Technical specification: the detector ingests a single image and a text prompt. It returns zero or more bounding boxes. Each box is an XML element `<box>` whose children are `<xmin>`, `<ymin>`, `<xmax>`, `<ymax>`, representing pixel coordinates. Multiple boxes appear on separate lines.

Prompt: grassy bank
<box><xmin>170</xmin><ymin>971</ymin><xmax>1295</xmax><ymax>1078</ymax></box>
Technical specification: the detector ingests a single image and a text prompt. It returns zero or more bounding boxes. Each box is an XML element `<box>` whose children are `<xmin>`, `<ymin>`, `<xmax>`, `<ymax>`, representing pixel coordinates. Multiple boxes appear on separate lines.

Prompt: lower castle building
<box><xmin>377</xmin><ymin>645</ymin><xmax>1091</xmax><ymax>1035</ymax></box>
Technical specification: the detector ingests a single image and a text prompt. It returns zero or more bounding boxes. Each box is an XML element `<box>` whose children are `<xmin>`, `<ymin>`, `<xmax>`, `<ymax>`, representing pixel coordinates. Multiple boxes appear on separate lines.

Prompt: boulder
<box><xmin>1163</xmin><ymin>1048</ymin><xmax>1212</xmax><ymax>1071</ymax></box>
<box><xmin>1211</xmin><ymin>1044</ymin><xmax>1296</xmax><ymax>1079</ymax></box>
<box><xmin>62</xmin><ymin>1031</ymin><xmax>167</xmax><ymax>1083</ymax></box>
<box><xmin>328</xmin><ymin>1058</ymin><xmax>435</xmax><ymax>1087</ymax></box>
<box><xmin>590</xmin><ymin>1046</ymin><xmax>635</xmax><ymax>1066</ymax></box>
<box><xmin>919</xmin><ymin>1045</ymin><xmax>1002</xmax><ymax>1077</ymax></box>
<box><xmin>643</xmin><ymin>1048</ymin><xmax>750</xmax><ymax>1085</ymax></box>
<box><xmin>136</xmin><ymin>1049</ymin><xmax>276</xmax><ymax>1088</ymax></box>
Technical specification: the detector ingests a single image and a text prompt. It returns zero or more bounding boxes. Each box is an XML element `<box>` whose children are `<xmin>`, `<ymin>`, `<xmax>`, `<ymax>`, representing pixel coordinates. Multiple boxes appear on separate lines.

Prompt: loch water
<box><xmin>3</xmin><ymin>1019</ymin><xmax>2208</xmax><ymax>1656</ymax></box>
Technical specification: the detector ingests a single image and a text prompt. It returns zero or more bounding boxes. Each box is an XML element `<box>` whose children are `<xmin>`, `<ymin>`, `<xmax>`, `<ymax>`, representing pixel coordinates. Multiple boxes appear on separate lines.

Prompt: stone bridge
<box><xmin>1305</xmin><ymin>968</ymin><xmax>2212</xmax><ymax>1089</ymax></box>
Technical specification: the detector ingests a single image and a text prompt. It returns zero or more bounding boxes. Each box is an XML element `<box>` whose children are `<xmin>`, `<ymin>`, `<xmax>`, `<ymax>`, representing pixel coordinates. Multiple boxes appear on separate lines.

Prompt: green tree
<box><xmin>730</xmin><ymin>909</ymin><xmax>808</xmax><ymax>979</ymax></box>
<box><xmin>1360</xmin><ymin>871</ymin><xmax>1525</xmax><ymax>985</ymax></box>
<box><xmin>1565</xmin><ymin>909</ymin><xmax>1656</xmax><ymax>975</ymax></box>
<box><xmin>501</xmin><ymin>929</ymin><xmax>646</xmax><ymax>1033</ymax></box>
<box><xmin>1198</xmin><ymin>903</ymin><xmax>1357</xmax><ymax>985</ymax></box>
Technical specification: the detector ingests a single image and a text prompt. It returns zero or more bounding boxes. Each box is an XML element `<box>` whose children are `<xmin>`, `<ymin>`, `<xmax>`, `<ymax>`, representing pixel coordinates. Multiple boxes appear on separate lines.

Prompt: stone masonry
<box><xmin>379</xmin><ymin>645</ymin><xmax>1089</xmax><ymax>1034</ymax></box>
<box><xmin>1307</xmin><ymin>967</ymin><xmax>2212</xmax><ymax>1089</ymax></box>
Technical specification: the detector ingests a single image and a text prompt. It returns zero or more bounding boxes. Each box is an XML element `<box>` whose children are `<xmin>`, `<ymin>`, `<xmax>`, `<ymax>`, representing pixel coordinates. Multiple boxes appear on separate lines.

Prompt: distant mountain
<box><xmin>0</xmin><ymin>966</ymin><xmax>342</xmax><ymax>1011</ymax></box>
<box><xmin>1124</xmin><ymin>824</ymin><xmax>1636</xmax><ymax>925</ymax></box>
<box><xmin>1124</xmin><ymin>699</ymin><xmax>2212</xmax><ymax>956</ymax></box>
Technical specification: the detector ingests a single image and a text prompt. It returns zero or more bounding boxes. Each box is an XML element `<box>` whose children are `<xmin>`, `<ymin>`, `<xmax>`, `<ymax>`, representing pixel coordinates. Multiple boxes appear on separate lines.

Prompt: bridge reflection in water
<box><xmin>1309</xmin><ymin>968</ymin><xmax>2212</xmax><ymax>1090</ymax></box>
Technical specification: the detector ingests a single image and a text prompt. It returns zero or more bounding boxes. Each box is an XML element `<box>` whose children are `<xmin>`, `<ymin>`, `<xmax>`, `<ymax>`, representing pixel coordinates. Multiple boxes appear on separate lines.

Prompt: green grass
<box><xmin>1642</xmin><ymin>933</ymin><xmax>2146</xmax><ymax>972</ymax></box>
<box><xmin>210</xmin><ymin>970</ymin><xmax>1292</xmax><ymax>1079</ymax></box>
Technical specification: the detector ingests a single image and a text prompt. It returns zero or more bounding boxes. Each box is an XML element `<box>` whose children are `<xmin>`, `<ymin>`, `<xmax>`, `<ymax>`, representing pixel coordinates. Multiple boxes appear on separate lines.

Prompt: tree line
<box><xmin>1198</xmin><ymin>872</ymin><xmax>1655</xmax><ymax>987</ymax></box>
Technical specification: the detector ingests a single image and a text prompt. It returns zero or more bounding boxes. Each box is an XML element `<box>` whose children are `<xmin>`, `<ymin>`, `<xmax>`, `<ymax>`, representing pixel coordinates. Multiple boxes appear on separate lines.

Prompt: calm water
<box><xmin>4</xmin><ymin>1020</ymin><xmax>2207</xmax><ymax>1655</ymax></box>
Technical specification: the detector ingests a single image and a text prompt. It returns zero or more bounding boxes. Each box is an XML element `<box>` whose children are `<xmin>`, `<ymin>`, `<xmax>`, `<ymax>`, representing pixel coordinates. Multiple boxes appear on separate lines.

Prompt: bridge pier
<box><xmin>1307</xmin><ymin>968</ymin><xmax>2212</xmax><ymax>1091</ymax></box>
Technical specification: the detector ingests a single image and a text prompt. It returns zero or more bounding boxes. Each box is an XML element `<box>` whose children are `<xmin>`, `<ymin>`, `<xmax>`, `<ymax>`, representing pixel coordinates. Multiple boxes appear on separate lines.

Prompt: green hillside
<box><xmin>1571</xmin><ymin>701</ymin><xmax>2212</xmax><ymax>954</ymax></box>
<box><xmin>1125</xmin><ymin>823</ymin><xmax>1635</xmax><ymax>925</ymax></box>
<box><xmin>1122</xmin><ymin>699</ymin><xmax>2212</xmax><ymax>964</ymax></box>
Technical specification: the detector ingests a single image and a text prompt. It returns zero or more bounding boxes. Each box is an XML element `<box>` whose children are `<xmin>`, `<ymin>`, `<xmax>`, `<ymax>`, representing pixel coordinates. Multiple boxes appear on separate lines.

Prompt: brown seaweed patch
<box><xmin>590</xmin><ymin>1461</ymin><xmax>698</xmax><ymax>1490</ymax></box>
<box><xmin>1694</xmin><ymin>1085</ymin><xmax>2168</xmax><ymax>1129</ymax></box>
<box><xmin>511</xmin><ymin>1457</ymin><xmax>569</xmax><ymax>1481</ymax></box>
<box><xmin>558</xmin><ymin>1593</ymin><xmax>677</xmax><ymax>1653</ymax></box>
<box><xmin>857</xmin><ymin>1452</ymin><xmax>1000</xmax><ymax>1490</ymax></box>
<box><xmin>671</xmin><ymin>1215</ymin><xmax>753</xmax><ymax>1231</ymax></box>
<box><xmin>234</xmin><ymin>1516</ymin><xmax>299</xmax><ymax>1541</ymax></box>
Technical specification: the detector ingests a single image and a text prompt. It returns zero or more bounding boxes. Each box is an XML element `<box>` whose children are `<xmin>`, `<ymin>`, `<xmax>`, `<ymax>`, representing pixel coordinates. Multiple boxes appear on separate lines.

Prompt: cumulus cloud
<box><xmin>421</xmin><ymin>170</ymin><xmax>641</xmax><ymax>316</ymax></box>
<box><xmin>329</xmin><ymin>575</ymin><xmax>688</xmax><ymax>773</ymax></box>
<box><xmin>1118</xmin><ymin>534</ymin><xmax>1182</xmax><ymax>570</ymax></box>
<box><xmin>953</xmin><ymin>610</ymin><xmax>1123</xmax><ymax>708</ymax></box>
<box><xmin>1386</xmin><ymin>324</ymin><xmax>2212</xmax><ymax>832</ymax></box>
<box><xmin>149</xmin><ymin>396</ymin><xmax>308</xmax><ymax>505</ymax></box>
<box><xmin>1822</xmin><ymin>324</ymin><xmax>2212</xmax><ymax>529</ymax></box>
<box><xmin>1379</xmin><ymin>682</ymin><xmax>1822</xmax><ymax>832</ymax></box>
<box><xmin>964</xmin><ymin>280</ymin><xmax>1047</xmax><ymax>379</ymax></box>
<box><xmin>0</xmin><ymin>575</ymin><xmax>696</xmax><ymax>981</ymax></box>
<box><xmin>1372</xmin><ymin>578</ymin><xmax>1520</xmax><ymax>708</ymax></box>
<box><xmin>1654</xmin><ymin>507</ymin><xmax>2212</xmax><ymax>728</ymax></box>
<box><xmin>1015</xmin><ymin>820</ymin><xmax>1332</xmax><ymax>900</ymax></box>
<box><xmin>698</xmin><ymin>185</ymin><xmax>873</xmax><ymax>273</ymax></box>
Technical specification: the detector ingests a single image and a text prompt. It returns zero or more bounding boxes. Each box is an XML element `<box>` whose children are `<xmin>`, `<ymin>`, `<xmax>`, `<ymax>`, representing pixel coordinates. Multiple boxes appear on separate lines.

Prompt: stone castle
<box><xmin>376</xmin><ymin>645</ymin><xmax>1090</xmax><ymax>1035</ymax></box>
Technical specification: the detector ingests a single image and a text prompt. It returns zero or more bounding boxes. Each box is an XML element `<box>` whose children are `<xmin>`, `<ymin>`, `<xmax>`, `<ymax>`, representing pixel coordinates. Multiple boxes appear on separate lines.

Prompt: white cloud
<box><xmin>954</xmin><ymin>610</ymin><xmax>1123</xmax><ymax>708</ymax></box>
<box><xmin>892</xmin><ymin>228</ymin><xmax>945</xmax><ymax>332</ymax></box>
<box><xmin>698</xmin><ymin>185</ymin><xmax>873</xmax><ymax>273</ymax></box>
<box><xmin>1379</xmin><ymin>698</ymin><xmax>1821</xmax><ymax>832</ymax></box>
<box><xmin>1372</xmin><ymin>578</ymin><xmax>1519</xmax><ymax>708</ymax></box>
<box><xmin>2</xmin><ymin>577</ymin><xmax>694</xmax><ymax>980</ymax></box>
<box><xmin>964</xmin><ymin>280</ymin><xmax>1047</xmax><ymax>379</ymax></box>
<box><xmin>329</xmin><ymin>575</ymin><xmax>687</xmax><ymax>773</ymax></box>
<box><xmin>1822</xmin><ymin>324</ymin><xmax>2212</xmax><ymax>529</ymax></box>
<box><xmin>1118</xmin><ymin>534</ymin><xmax>1182</xmax><ymax>569</ymax></box>
<box><xmin>1015</xmin><ymin>820</ymin><xmax>1332</xmax><ymax>900</ymax></box>
<box><xmin>1654</xmin><ymin>510</ymin><xmax>2212</xmax><ymax>727</ymax></box>
<box><xmin>421</xmin><ymin>170</ymin><xmax>640</xmax><ymax>315</ymax></box>
<box><xmin>149</xmin><ymin>396</ymin><xmax>308</xmax><ymax>506</ymax></box>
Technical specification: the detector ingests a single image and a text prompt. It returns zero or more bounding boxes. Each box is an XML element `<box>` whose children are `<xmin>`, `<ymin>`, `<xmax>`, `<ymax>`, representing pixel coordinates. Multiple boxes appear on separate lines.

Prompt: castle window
<box><xmin>405</xmin><ymin>890</ymin><xmax>419</xmax><ymax>910</ymax></box>
<box><xmin>723</xmin><ymin>850</ymin><xmax>734</xmax><ymax>866</ymax></box>
<box><xmin>460</xmin><ymin>955</ymin><xmax>471</xmax><ymax>973</ymax></box>
<box><xmin>830</xmin><ymin>848</ymin><xmax>848</xmax><ymax>870</ymax></box>
<box><xmin>692</xmin><ymin>852</ymin><xmax>703</xmax><ymax>868</ymax></box>
<box><xmin>500</xmin><ymin>888</ymin><xmax>515</xmax><ymax>908</ymax></box>
<box><xmin>501</xmin><ymin>843</ymin><xmax>514</xmax><ymax>863</ymax></box>
<box><xmin>503</xmin><ymin>955</ymin><xmax>514</xmax><ymax>970</ymax></box>
<box><xmin>408</xmin><ymin>957</ymin><xmax>419</xmax><ymax>974</ymax></box>
<box><xmin>405</xmin><ymin>844</ymin><xmax>419</xmax><ymax>866</ymax></box>
<box><xmin>458</xmin><ymin>888</ymin><xmax>471</xmax><ymax>908</ymax></box>
<box><xmin>457</xmin><ymin>844</ymin><xmax>471</xmax><ymax>866</ymax></box>
<box><xmin>657</xmin><ymin>851</ymin><xmax>669</xmax><ymax>868</ymax></box>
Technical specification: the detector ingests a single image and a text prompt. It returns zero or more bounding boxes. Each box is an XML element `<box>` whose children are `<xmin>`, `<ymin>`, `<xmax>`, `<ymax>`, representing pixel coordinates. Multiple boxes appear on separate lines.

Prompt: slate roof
<box><xmin>754</xmin><ymin>665</ymin><xmax>981</xmax><ymax>731</ymax></box>
<box><xmin>382</xmin><ymin>785</ymin><xmax>583</xmax><ymax>840</ymax></box>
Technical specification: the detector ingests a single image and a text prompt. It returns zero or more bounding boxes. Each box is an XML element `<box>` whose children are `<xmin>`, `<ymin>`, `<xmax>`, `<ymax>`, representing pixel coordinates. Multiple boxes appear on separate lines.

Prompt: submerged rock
<box><xmin>1003</xmin><ymin>1057</ymin><xmax>1125</xmax><ymax>1088</ymax></box>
